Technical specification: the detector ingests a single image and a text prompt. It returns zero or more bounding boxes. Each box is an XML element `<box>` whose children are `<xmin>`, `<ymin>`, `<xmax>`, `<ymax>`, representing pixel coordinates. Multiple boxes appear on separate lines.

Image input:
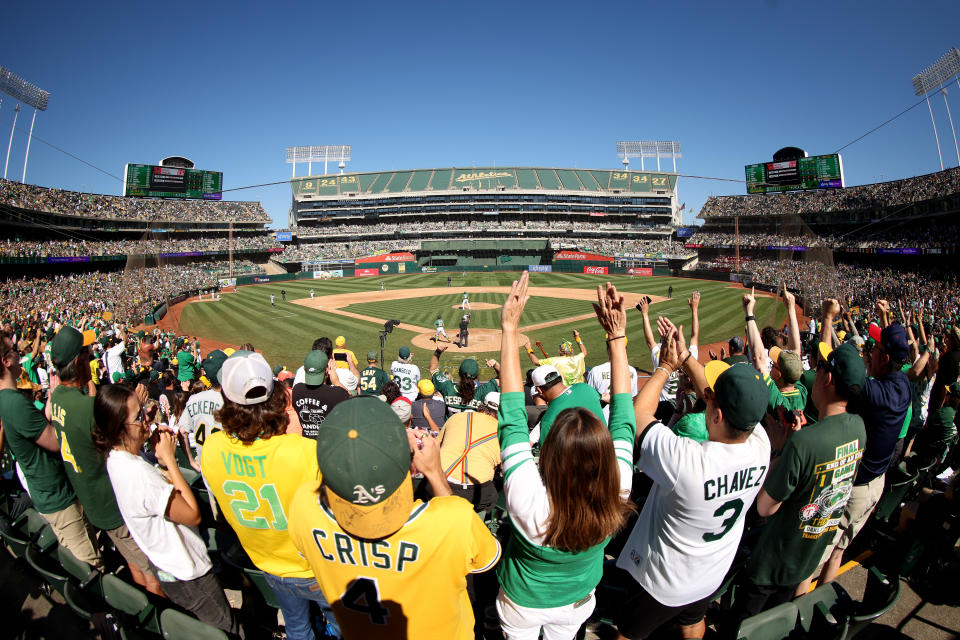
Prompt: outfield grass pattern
<box><xmin>177</xmin><ymin>273</ymin><xmax>786</xmax><ymax>380</ymax></box>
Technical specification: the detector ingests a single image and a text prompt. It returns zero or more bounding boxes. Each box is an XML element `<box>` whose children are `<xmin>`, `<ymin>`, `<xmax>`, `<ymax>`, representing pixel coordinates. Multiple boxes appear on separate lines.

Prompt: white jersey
<box><xmin>390</xmin><ymin>362</ymin><xmax>421</xmax><ymax>401</ymax></box>
<box><xmin>585</xmin><ymin>362</ymin><xmax>639</xmax><ymax>422</ymax></box>
<box><xmin>650</xmin><ymin>344</ymin><xmax>698</xmax><ymax>403</ymax></box>
<box><xmin>617</xmin><ymin>422</ymin><xmax>770</xmax><ymax>606</ymax></box>
<box><xmin>176</xmin><ymin>389</ymin><xmax>224</xmax><ymax>462</ymax></box>
<box><xmin>106</xmin><ymin>342</ymin><xmax>125</xmax><ymax>381</ymax></box>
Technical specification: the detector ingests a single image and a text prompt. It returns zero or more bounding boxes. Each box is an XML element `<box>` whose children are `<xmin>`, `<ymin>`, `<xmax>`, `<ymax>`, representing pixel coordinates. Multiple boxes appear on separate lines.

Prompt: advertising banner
<box><xmin>218</xmin><ymin>278</ymin><xmax>237</xmax><ymax>287</ymax></box>
<box><xmin>421</xmin><ymin>266</ymin><xmax>438</xmax><ymax>273</ymax></box>
<box><xmin>627</xmin><ymin>267</ymin><xmax>653</xmax><ymax>276</ymax></box>
<box><xmin>355</xmin><ymin>268</ymin><xmax>379</xmax><ymax>277</ymax></box>
<box><xmin>312</xmin><ymin>269</ymin><xmax>344</xmax><ymax>279</ymax></box>
<box><xmin>355</xmin><ymin>252</ymin><xmax>415</xmax><ymax>264</ymax></box>
<box><xmin>584</xmin><ymin>265</ymin><xmax>609</xmax><ymax>275</ymax></box>
<box><xmin>765</xmin><ymin>245</ymin><xmax>809</xmax><ymax>252</ymax></box>
<box><xmin>47</xmin><ymin>256</ymin><xmax>90</xmax><ymax>263</ymax></box>
<box><xmin>684</xmin><ymin>243</ymin><xmax>702</xmax><ymax>249</ymax></box>
<box><xmin>528</xmin><ymin>265</ymin><xmax>552</xmax><ymax>272</ymax></box>
<box><xmin>555</xmin><ymin>250</ymin><xmax>613</xmax><ymax>262</ymax></box>
<box><xmin>276</xmin><ymin>232</ymin><xmax>293</xmax><ymax>242</ymax></box>
<box><xmin>253</xmin><ymin>276</ymin><xmax>271</xmax><ymax>283</ymax></box>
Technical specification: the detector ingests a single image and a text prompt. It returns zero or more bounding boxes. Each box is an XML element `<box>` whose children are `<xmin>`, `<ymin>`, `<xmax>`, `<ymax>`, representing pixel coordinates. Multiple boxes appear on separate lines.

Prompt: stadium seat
<box><xmin>102</xmin><ymin>573</ymin><xmax>161</xmax><ymax>635</ymax></box>
<box><xmin>58</xmin><ymin>545</ymin><xmax>106</xmax><ymax>620</ymax></box>
<box><xmin>872</xmin><ymin>472</ymin><xmax>918</xmax><ymax>524</ymax></box>
<box><xmin>242</xmin><ymin>566</ymin><xmax>281</xmax><ymax>609</ymax></box>
<box><xmin>795</xmin><ymin>582</ymin><xmax>853</xmax><ymax>637</ymax></box>
<box><xmin>735</xmin><ymin>601</ymin><xmax>799</xmax><ymax>640</ymax></box>
<box><xmin>848</xmin><ymin>566</ymin><xmax>900</xmax><ymax>636</ymax></box>
<box><xmin>25</xmin><ymin>542</ymin><xmax>70</xmax><ymax>599</ymax></box>
<box><xmin>160</xmin><ymin>608</ymin><xmax>228</xmax><ymax>640</ymax></box>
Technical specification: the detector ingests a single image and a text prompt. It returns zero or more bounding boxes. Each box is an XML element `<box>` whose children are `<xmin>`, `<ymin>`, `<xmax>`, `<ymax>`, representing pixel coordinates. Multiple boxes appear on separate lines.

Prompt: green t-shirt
<box><xmin>672</xmin><ymin>412</ymin><xmax>708</xmax><ymax>443</ymax></box>
<box><xmin>49</xmin><ymin>386</ymin><xmax>124</xmax><ymax>530</ymax></box>
<box><xmin>176</xmin><ymin>350</ymin><xmax>196</xmax><ymax>382</ymax></box>
<box><xmin>746</xmin><ymin>411</ymin><xmax>866</xmax><ymax>587</ymax></box>
<box><xmin>538</xmin><ymin>383</ymin><xmax>606</xmax><ymax>447</ymax></box>
<box><xmin>0</xmin><ymin>389</ymin><xmax>75</xmax><ymax>514</ymax></box>
<box><xmin>925</xmin><ymin>406</ymin><xmax>957</xmax><ymax>447</ymax></box>
<box><xmin>431</xmin><ymin>371</ymin><xmax>498</xmax><ymax>414</ymax></box>
<box><xmin>358</xmin><ymin>366</ymin><xmax>391</xmax><ymax>396</ymax></box>
<box><xmin>797</xmin><ymin>369</ymin><xmax>819</xmax><ymax>424</ymax></box>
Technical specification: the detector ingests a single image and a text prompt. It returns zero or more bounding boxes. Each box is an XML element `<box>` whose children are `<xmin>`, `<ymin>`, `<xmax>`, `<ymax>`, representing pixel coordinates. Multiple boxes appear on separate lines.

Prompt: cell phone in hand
<box><xmin>333</xmin><ymin>352</ymin><xmax>347</xmax><ymax>362</ymax></box>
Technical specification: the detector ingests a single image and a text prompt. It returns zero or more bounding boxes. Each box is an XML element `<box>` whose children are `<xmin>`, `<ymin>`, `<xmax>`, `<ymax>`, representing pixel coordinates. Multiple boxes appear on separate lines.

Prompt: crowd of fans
<box><xmin>298</xmin><ymin>219</ymin><xmax>673</xmax><ymax>237</ymax></box>
<box><xmin>2</xmin><ymin>266</ymin><xmax>956</xmax><ymax>640</ymax></box>
<box><xmin>0</xmin><ymin>179</ymin><xmax>269</xmax><ymax>223</ymax></box>
<box><xmin>576</xmin><ymin>237</ymin><xmax>694</xmax><ymax>258</ymax></box>
<box><xmin>0</xmin><ymin>235</ymin><xmax>281</xmax><ymax>259</ymax></box>
<box><xmin>690</xmin><ymin>227</ymin><xmax>960</xmax><ymax>250</ymax></box>
<box><xmin>700</xmin><ymin>166</ymin><xmax>960</xmax><ymax>218</ymax></box>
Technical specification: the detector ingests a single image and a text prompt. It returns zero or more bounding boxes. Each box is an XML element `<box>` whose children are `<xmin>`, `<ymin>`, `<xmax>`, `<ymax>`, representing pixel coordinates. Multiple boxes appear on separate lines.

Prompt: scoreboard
<box><xmin>745</xmin><ymin>154</ymin><xmax>844</xmax><ymax>194</ymax></box>
<box><xmin>124</xmin><ymin>164</ymin><xmax>223</xmax><ymax>200</ymax></box>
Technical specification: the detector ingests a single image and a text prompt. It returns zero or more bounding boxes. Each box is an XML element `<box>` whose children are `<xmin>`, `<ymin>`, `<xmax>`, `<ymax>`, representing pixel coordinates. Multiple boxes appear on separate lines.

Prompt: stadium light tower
<box><xmin>912</xmin><ymin>47</ymin><xmax>960</xmax><ymax>170</ymax></box>
<box><xmin>0</xmin><ymin>67</ymin><xmax>50</xmax><ymax>183</ymax></box>
<box><xmin>286</xmin><ymin>145</ymin><xmax>352</xmax><ymax>177</ymax></box>
<box><xmin>617</xmin><ymin>140</ymin><xmax>682</xmax><ymax>172</ymax></box>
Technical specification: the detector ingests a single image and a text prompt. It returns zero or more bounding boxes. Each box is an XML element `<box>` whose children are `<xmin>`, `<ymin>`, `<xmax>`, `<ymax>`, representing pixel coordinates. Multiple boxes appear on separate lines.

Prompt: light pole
<box><xmin>912</xmin><ymin>48</ymin><xmax>960</xmax><ymax>168</ymax></box>
<box><xmin>0</xmin><ymin>67</ymin><xmax>50</xmax><ymax>183</ymax></box>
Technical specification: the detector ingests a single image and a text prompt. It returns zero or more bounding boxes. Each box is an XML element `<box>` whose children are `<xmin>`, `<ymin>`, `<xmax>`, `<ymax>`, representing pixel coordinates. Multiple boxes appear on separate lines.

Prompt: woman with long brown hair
<box><xmin>495</xmin><ymin>272</ymin><xmax>636</xmax><ymax>640</ymax></box>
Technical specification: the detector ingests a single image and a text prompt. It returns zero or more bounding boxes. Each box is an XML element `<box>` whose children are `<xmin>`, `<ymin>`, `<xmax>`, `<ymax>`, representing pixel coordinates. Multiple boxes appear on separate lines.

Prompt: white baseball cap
<box><xmin>390</xmin><ymin>396</ymin><xmax>413</xmax><ymax>423</ymax></box>
<box><xmin>484</xmin><ymin>391</ymin><xmax>501</xmax><ymax>411</ymax></box>
<box><xmin>531</xmin><ymin>364</ymin><xmax>561</xmax><ymax>387</ymax></box>
<box><xmin>218</xmin><ymin>351</ymin><xmax>274</xmax><ymax>405</ymax></box>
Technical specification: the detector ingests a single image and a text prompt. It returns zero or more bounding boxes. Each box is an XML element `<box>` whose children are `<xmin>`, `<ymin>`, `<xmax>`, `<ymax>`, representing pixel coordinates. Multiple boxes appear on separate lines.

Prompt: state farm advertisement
<box><xmin>584</xmin><ymin>266</ymin><xmax>609</xmax><ymax>275</ymax></box>
<box><xmin>555</xmin><ymin>250</ymin><xmax>613</xmax><ymax>262</ymax></box>
<box><xmin>355</xmin><ymin>268</ymin><xmax>380</xmax><ymax>277</ymax></box>
<box><xmin>355</xmin><ymin>252</ymin><xmax>415</xmax><ymax>264</ymax></box>
<box><xmin>627</xmin><ymin>268</ymin><xmax>653</xmax><ymax>276</ymax></box>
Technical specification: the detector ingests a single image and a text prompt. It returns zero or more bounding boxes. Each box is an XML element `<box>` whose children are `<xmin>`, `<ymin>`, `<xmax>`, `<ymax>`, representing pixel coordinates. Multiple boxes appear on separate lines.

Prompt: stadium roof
<box><xmin>292</xmin><ymin>167</ymin><xmax>678</xmax><ymax>199</ymax></box>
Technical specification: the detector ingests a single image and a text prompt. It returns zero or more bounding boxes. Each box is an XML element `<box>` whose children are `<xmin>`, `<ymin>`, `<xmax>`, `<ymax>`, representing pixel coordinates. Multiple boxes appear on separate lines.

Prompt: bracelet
<box><xmin>575</xmin><ymin>337</ymin><xmax>582</xmax><ymax>343</ymax></box>
<box><xmin>745</xmin><ymin>315</ymin><xmax>756</xmax><ymax>322</ymax></box>
<box><xmin>655</xmin><ymin>366</ymin><xmax>673</xmax><ymax>376</ymax></box>
<box><xmin>680</xmin><ymin>352</ymin><xmax>692</xmax><ymax>368</ymax></box>
<box><xmin>606</xmin><ymin>335</ymin><xmax>626</xmax><ymax>343</ymax></box>
<box><xmin>433</xmin><ymin>349</ymin><xmax>443</xmax><ymax>357</ymax></box>
<box><xmin>526</xmin><ymin>348</ymin><xmax>534</xmax><ymax>354</ymax></box>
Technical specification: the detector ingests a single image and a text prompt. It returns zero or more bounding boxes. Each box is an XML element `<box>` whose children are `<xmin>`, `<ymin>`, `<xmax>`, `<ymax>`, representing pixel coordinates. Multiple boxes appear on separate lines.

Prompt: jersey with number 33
<box><xmin>616</xmin><ymin>422</ymin><xmax>770</xmax><ymax>606</ymax></box>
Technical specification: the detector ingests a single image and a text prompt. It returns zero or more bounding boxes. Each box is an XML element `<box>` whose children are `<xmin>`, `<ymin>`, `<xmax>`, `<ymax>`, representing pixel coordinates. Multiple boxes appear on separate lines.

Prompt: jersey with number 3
<box><xmin>177</xmin><ymin>389</ymin><xmax>223</xmax><ymax>462</ymax></box>
<box><xmin>201</xmin><ymin>431</ymin><xmax>320</xmax><ymax>577</ymax></box>
<box><xmin>288</xmin><ymin>483</ymin><xmax>501</xmax><ymax>640</ymax></box>
<box><xmin>616</xmin><ymin>421</ymin><xmax>770</xmax><ymax>606</ymax></box>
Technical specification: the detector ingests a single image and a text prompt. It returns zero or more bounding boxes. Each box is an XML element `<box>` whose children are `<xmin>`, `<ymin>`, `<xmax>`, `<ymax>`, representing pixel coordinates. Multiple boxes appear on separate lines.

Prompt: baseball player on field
<box><xmin>310</xmin><ymin>289</ymin><xmax>315</xmax><ymax>299</ymax></box>
<box><xmin>434</xmin><ymin>315</ymin><xmax>449</xmax><ymax>342</ymax></box>
<box><xmin>614</xmin><ymin>316</ymin><xmax>770</xmax><ymax>640</ymax></box>
<box><xmin>270</xmin><ymin>294</ymin><xmax>275</xmax><ymax>307</ymax></box>
<box><xmin>461</xmin><ymin>291</ymin><xmax>470</xmax><ymax>310</ymax></box>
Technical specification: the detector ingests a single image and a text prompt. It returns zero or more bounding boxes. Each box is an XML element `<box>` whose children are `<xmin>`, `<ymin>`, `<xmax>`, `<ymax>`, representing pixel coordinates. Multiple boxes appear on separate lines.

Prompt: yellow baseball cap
<box><xmin>335</xmin><ymin>336</ymin><xmax>346</xmax><ymax>347</ymax></box>
<box><xmin>417</xmin><ymin>379</ymin><xmax>435</xmax><ymax>397</ymax></box>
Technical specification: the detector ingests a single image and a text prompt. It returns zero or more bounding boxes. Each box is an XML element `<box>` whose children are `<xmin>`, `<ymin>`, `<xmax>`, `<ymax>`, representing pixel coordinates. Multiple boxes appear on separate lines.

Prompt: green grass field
<box><xmin>176</xmin><ymin>273</ymin><xmax>787</xmax><ymax>379</ymax></box>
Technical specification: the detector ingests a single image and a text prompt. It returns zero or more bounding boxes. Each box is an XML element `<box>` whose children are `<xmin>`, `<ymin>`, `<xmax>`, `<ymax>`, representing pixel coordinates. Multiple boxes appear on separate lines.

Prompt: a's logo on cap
<box><xmin>352</xmin><ymin>484</ymin><xmax>386</xmax><ymax>504</ymax></box>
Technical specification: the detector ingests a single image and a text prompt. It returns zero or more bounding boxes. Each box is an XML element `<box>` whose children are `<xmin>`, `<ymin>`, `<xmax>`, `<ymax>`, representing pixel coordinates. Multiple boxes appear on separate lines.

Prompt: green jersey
<box><xmin>745</xmin><ymin>412</ymin><xmax>865</xmax><ymax>587</ymax></box>
<box><xmin>0</xmin><ymin>389</ymin><xmax>75</xmax><ymax>514</ymax></box>
<box><xmin>358</xmin><ymin>366</ymin><xmax>391</xmax><ymax>396</ymax></box>
<box><xmin>176</xmin><ymin>350</ymin><xmax>196</xmax><ymax>382</ymax></box>
<box><xmin>537</xmin><ymin>383</ymin><xmax>605</xmax><ymax>447</ymax></box>
<box><xmin>672</xmin><ymin>411</ymin><xmax>708</xmax><ymax>443</ymax></box>
<box><xmin>432</xmin><ymin>371</ymin><xmax>498</xmax><ymax>414</ymax></box>
<box><xmin>764</xmin><ymin>374</ymin><xmax>809</xmax><ymax>430</ymax></box>
<box><xmin>49</xmin><ymin>386</ymin><xmax>125</xmax><ymax>530</ymax></box>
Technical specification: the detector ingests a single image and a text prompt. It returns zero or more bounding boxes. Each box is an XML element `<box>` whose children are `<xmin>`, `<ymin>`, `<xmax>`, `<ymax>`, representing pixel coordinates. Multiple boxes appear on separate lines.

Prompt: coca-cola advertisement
<box><xmin>584</xmin><ymin>266</ymin><xmax>609</xmax><ymax>275</ymax></box>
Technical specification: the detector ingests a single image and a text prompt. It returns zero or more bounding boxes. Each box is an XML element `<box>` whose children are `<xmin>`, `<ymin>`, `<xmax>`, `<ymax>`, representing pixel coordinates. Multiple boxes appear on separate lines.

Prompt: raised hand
<box><xmin>742</xmin><ymin>287</ymin><xmax>756</xmax><ymax>315</ymax></box>
<box><xmin>688</xmin><ymin>291</ymin><xmax>700</xmax><ymax>310</ymax></box>
<box><xmin>501</xmin><ymin>271</ymin><xmax>530</xmax><ymax>332</ymax></box>
<box><xmin>592</xmin><ymin>281</ymin><xmax>626</xmax><ymax>338</ymax></box>
<box><xmin>637</xmin><ymin>296</ymin><xmax>650</xmax><ymax>316</ymax></box>
<box><xmin>781</xmin><ymin>285</ymin><xmax>795</xmax><ymax>309</ymax></box>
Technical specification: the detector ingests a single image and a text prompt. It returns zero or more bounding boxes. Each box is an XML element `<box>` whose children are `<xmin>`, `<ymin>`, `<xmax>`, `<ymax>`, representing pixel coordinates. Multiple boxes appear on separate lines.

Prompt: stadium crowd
<box><xmin>690</xmin><ymin>227</ymin><xmax>960</xmax><ymax>250</ymax></box>
<box><xmin>0</xmin><ymin>235</ymin><xmax>281</xmax><ymax>258</ymax></box>
<box><xmin>298</xmin><ymin>219</ymin><xmax>671</xmax><ymax>237</ymax></box>
<box><xmin>0</xmin><ymin>179</ymin><xmax>269</xmax><ymax>223</ymax></box>
<box><xmin>1</xmin><ymin>261</ymin><xmax>956</xmax><ymax>640</ymax></box>
<box><xmin>699</xmin><ymin>166</ymin><xmax>960</xmax><ymax>218</ymax></box>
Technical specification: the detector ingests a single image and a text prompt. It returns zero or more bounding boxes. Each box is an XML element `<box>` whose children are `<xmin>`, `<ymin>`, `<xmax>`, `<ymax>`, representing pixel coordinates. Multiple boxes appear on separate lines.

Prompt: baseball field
<box><xmin>176</xmin><ymin>273</ymin><xmax>788</xmax><ymax>379</ymax></box>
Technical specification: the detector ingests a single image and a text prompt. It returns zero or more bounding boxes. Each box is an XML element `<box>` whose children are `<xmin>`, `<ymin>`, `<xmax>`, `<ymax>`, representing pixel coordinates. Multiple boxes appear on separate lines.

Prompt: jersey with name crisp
<box><xmin>202</xmin><ymin>432</ymin><xmax>319</xmax><ymax>578</ymax></box>
<box><xmin>288</xmin><ymin>485</ymin><xmax>500</xmax><ymax>640</ymax></box>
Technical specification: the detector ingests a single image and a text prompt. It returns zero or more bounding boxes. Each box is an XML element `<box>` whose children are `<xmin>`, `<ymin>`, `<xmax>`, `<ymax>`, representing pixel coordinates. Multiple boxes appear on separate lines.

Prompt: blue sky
<box><xmin>2</xmin><ymin>1</ymin><xmax>959</xmax><ymax>228</ymax></box>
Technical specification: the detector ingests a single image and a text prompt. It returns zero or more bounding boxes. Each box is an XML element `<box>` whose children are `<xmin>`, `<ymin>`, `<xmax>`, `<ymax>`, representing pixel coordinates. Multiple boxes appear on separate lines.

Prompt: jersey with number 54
<box><xmin>288</xmin><ymin>483</ymin><xmax>501</xmax><ymax>640</ymax></box>
<box><xmin>616</xmin><ymin>422</ymin><xmax>770</xmax><ymax>606</ymax></box>
<box><xmin>201</xmin><ymin>431</ymin><xmax>320</xmax><ymax>578</ymax></box>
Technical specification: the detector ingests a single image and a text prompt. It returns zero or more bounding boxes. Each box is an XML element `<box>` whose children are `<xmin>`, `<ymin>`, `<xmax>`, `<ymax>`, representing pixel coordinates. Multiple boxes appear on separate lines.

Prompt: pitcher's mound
<box><xmin>410</xmin><ymin>328</ymin><xmax>526</xmax><ymax>353</ymax></box>
<box><xmin>450</xmin><ymin>303</ymin><xmax>501</xmax><ymax>311</ymax></box>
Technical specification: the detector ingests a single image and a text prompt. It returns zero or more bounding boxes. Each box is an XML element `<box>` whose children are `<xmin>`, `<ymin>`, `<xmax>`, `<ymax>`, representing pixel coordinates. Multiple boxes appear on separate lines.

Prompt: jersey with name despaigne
<box><xmin>432</xmin><ymin>371</ymin><xmax>498</xmax><ymax>413</ymax></box>
<box><xmin>288</xmin><ymin>484</ymin><xmax>500</xmax><ymax>640</ymax></box>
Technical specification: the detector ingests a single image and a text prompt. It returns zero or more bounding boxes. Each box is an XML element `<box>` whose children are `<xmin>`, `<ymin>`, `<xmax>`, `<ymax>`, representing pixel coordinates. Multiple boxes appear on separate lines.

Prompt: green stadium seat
<box><xmin>243</xmin><ymin>566</ymin><xmax>281</xmax><ymax>609</ymax></box>
<box><xmin>629</xmin><ymin>173</ymin><xmax>652</xmax><ymax>192</ymax></box>
<box><xmin>590</xmin><ymin>170</ymin><xmax>612</xmax><ymax>189</ymax></box>
<box><xmin>795</xmin><ymin>582</ymin><xmax>852</xmax><ymax>635</ymax></box>
<box><xmin>516</xmin><ymin>169</ymin><xmax>540</xmax><ymax>189</ymax></box>
<box><xmin>57</xmin><ymin>545</ymin><xmax>103</xmax><ymax>620</ymax></box>
<box><xmin>848</xmin><ymin>566</ymin><xmax>900</xmax><ymax>636</ymax></box>
<box><xmin>358</xmin><ymin>173</ymin><xmax>379</xmax><ymax>193</ymax></box>
<box><xmin>26</xmin><ymin>542</ymin><xmax>70</xmax><ymax>599</ymax></box>
<box><xmin>386</xmin><ymin>171</ymin><xmax>412</xmax><ymax>192</ymax></box>
<box><xmin>534</xmin><ymin>168</ymin><xmax>561</xmax><ymax>190</ymax></box>
<box><xmin>406</xmin><ymin>170</ymin><xmax>431</xmax><ymax>192</ymax></box>
<box><xmin>369</xmin><ymin>172</ymin><xmax>393</xmax><ymax>193</ymax></box>
<box><xmin>338</xmin><ymin>174</ymin><xmax>360</xmax><ymax>192</ymax></box>
<box><xmin>556</xmin><ymin>169</ymin><xmax>583</xmax><ymax>190</ymax></box>
<box><xmin>735</xmin><ymin>601</ymin><xmax>799</xmax><ymax>640</ymax></box>
<box><xmin>873</xmin><ymin>471</ymin><xmax>918</xmax><ymax>523</ymax></box>
<box><xmin>160</xmin><ymin>608</ymin><xmax>229</xmax><ymax>640</ymax></box>
<box><xmin>576</xmin><ymin>170</ymin><xmax>601</xmax><ymax>191</ymax></box>
<box><xmin>428</xmin><ymin>169</ymin><xmax>452</xmax><ymax>190</ymax></box>
<box><xmin>102</xmin><ymin>573</ymin><xmax>161</xmax><ymax>635</ymax></box>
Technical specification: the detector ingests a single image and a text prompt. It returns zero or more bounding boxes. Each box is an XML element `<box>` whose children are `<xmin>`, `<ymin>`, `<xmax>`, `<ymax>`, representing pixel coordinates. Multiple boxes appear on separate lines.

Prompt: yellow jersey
<box><xmin>201</xmin><ymin>431</ymin><xmax>319</xmax><ymax>578</ymax></box>
<box><xmin>288</xmin><ymin>483</ymin><xmax>500</xmax><ymax>640</ymax></box>
<box><xmin>439</xmin><ymin>411</ymin><xmax>501</xmax><ymax>485</ymax></box>
<box><xmin>540</xmin><ymin>353</ymin><xmax>586</xmax><ymax>387</ymax></box>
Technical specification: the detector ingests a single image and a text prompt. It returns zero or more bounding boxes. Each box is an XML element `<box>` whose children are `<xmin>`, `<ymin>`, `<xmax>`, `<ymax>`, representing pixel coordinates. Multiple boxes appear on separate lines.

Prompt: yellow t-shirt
<box><xmin>439</xmin><ymin>412</ymin><xmax>501</xmax><ymax>485</ymax></box>
<box><xmin>288</xmin><ymin>483</ymin><xmax>500</xmax><ymax>640</ymax></box>
<box><xmin>89</xmin><ymin>360</ymin><xmax>100</xmax><ymax>385</ymax></box>
<box><xmin>201</xmin><ymin>431</ymin><xmax>319</xmax><ymax>578</ymax></box>
<box><xmin>540</xmin><ymin>353</ymin><xmax>586</xmax><ymax>387</ymax></box>
<box><xmin>332</xmin><ymin>348</ymin><xmax>358</xmax><ymax>370</ymax></box>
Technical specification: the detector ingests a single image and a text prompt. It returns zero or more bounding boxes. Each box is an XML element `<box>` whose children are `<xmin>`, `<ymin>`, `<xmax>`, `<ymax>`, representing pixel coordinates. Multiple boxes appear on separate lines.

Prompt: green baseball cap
<box><xmin>50</xmin><ymin>326</ymin><xmax>95</xmax><ymax>368</ymax></box>
<box><xmin>777</xmin><ymin>350</ymin><xmax>803</xmax><ymax>384</ymax></box>
<box><xmin>201</xmin><ymin>350</ymin><xmax>228</xmax><ymax>381</ymax></box>
<box><xmin>112</xmin><ymin>371</ymin><xmax>123</xmax><ymax>383</ymax></box>
<box><xmin>398</xmin><ymin>346</ymin><xmax>410</xmax><ymax>359</ymax></box>
<box><xmin>825</xmin><ymin>342</ymin><xmax>866</xmax><ymax>390</ymax></box>
<box><xmin>317</xmin><ymin>397</ymin><xmax>413</xmax><ymax>539</ymax></box>
<box><xmin>366</xmin><ymin>350</ymin><xmax>378</xmax><ymax>362</ymax></box>
<box><xmin>459</xmin><ymin>358</ymin><xmax>479</xmax><ymax>379</ymax></box>
<box><xmin>272</xmin><ymin>364</ymin><xmax>283</xmax><ymax>377</ymax></box>
<box><xmin>709</xmin><ymin>362</ymin><xmax>767</xmax><ymax>431</ymax></box>
<box><xmin>304</xmin><ymin>350</ymin><xmax>329</xmax><ymax>385</ymax></box>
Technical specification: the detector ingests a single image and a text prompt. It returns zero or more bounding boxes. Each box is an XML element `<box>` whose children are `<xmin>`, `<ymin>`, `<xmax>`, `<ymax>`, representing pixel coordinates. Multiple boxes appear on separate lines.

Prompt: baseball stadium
<box><xmin>5</xmin><ymin>28</ymin><xmax>960</xmax><ymax>640</ymax></box>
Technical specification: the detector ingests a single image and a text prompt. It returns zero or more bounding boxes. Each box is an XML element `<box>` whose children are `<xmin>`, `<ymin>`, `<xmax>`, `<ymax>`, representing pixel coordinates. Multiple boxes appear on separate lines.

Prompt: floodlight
<box><xmin>0</xmin><ymin>67</ymin><xmax>50</xmax><ymax>111</ymax></box>
<box><xmin>286</xmin><ymin>145</ymin><xmax>352</xmax><ymax>176</ymax></box>
<box><xmin>617</xmin><ymin>140</ymin><xmax>682</xmax><ymax>171</ymax></box>
<box><xmin>912</xmin><ymin>47</ymin><xmax>960</xmax><ymax>170</ymax></box>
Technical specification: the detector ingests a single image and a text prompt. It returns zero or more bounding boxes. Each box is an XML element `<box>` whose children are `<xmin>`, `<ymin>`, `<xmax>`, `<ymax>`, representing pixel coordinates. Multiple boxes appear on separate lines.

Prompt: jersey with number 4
<box><xmin>201</xmin><ymin>431</ymin><xmax>319</xmax><ymax>578</ymax></box>
<box><xmin>616</xmin><ymin>421</ymin><xmax>770</xmax><ymax>606</ymax></box>
<box><xmin>390</xmin><ymin>362</ymin><xmax>421</xmax><ymax>401</ymax></box>
<box><xmin>288</xmin><ymin>484</ymin><xmax>501</xmax><ymax>640</ymax></box>
<box><xmin>177</xmin><ymin>389</ymin><xmax>223</xmax><ymax>462</ymax></box>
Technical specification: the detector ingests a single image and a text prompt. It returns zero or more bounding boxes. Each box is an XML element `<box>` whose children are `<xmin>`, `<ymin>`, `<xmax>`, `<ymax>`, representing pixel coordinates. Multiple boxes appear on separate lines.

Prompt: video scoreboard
<box><xmin>745</xmin><ymin>153</ymin><xmax>844</xmax><ymax>194</ymax></box>
<box><xmin>124</xmin><ymin>164</ymin><xmax>223</xmax><ymax>200</ymax></box>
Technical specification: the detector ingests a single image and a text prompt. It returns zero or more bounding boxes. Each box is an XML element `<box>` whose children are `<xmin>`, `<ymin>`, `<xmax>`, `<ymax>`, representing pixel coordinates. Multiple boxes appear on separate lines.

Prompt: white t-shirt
<box><xmin>616</xmin><ymin>422</ymin><xmax>770</xmax><ymax>606</ymax></box>
<box><xmin>106</xmin><ymin>342</ymin><xmax>125</xmax><ymax>380</ymax></box>
<box><xmin>650</xmin><ymin>345</ymin><xmax>698</xmax><ymax>403</ymax></box>
<box><xmin>106</xmin><ymin>449</ymin><xmax>211</xmax><ymax>581</ymax></box>
<box><xmin>177</xmin><ymin>389</ymin><xmax>224</xmax><ymax>462</ymax></box>
<box><xmin>390</xmin><ymin>362</ymin><xmax>421</xmax><ymax>401</ymax></box>
<box><xmin>585</xmin><ymin>362</ymin><xmax>639</xmax><ymax>422</ymax></box>
<box><xmin>293</xmin><ymin>365</ymin><xmax>306</xmax><ymax>386</ymax></box>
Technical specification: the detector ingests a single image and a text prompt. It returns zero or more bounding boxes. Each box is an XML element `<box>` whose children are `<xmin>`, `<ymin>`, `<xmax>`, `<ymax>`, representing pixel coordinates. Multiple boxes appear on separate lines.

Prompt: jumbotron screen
<box><xmin>744</xmin><ymin>153</ymin><xmax>844</xmax><ymax>194</ymax></box>
<box><xmin>123</xmin><ymin>164</ymin><xmax>223</xmax><ymax>200</ymax></box>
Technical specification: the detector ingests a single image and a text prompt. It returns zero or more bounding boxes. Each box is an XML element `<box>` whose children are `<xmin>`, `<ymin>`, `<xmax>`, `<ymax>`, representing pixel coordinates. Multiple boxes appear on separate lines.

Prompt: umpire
<box><xmin>459</xmin><ymin>314</ymin><xmax>470</xmax><ymax>348</ymax></box>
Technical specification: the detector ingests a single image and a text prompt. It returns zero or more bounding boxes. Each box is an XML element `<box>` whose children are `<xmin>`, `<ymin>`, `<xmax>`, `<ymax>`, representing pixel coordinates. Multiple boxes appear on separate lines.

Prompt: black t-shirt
<box><xmin>291</xmin><ymin>383</ymin><xmax>349</xmax><ymax>439</ymax></box>
<box><xmin>935</xmin><ymin>348</ymin><xmax>960</xmax><ymax>392</ymax></box>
